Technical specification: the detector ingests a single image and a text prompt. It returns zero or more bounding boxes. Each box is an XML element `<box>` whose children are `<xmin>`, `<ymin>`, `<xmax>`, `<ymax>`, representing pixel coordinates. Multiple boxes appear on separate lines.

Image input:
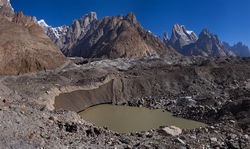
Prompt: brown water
<box><xmin>78</xmin><ymin>104</ymin><xmax>206</xmax><ymax>133</ymax></box>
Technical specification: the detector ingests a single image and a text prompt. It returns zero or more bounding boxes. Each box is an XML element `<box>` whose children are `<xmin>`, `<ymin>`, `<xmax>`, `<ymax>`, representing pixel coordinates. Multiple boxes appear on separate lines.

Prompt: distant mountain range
<box><xmin>39</xmin><ymin>12</ymin><xmax>178</xmax><ymax>59</ymax></box>
<box><xmin>39</xmin><ymin>12</ymin><xmax>250</xmax><ymax>58</ymax></box>
<box><xmin>164</xmin><ymin>24</ymin><xmax>249</xmax><ymax>57</ymax></box>
<box><xmin>223</xmin><ymin>42</ymin><xmax>250</xmax><ymax>57</ymax></box>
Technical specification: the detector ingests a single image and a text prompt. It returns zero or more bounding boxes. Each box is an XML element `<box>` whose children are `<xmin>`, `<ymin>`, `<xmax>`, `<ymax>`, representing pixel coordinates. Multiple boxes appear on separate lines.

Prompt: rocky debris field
<box><xmin>0</xmin><ymin>55</ymin><xmax>250</xmax><ymax>148</ymax></box>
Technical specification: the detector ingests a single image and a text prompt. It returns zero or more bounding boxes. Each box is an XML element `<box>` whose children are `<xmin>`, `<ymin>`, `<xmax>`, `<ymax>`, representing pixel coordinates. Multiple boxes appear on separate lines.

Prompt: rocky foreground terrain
<box><xmin>0</xmin><ymin>56</ymin><xmax>249</xmax><ymax>148</ymax></box>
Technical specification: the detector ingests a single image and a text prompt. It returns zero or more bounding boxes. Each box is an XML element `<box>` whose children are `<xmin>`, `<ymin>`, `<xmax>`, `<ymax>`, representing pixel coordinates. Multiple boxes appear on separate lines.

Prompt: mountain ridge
<box><xmin>180</xmin><ymin>29</ymin><xmax>235</xmax><ymax>56</ymax></box>
<box><xmin>165</xmin><ymin>24</ymin><xmax>237</xmax><ymax>57</ymax></box>
<box><xmin>38</xmin><ymin>12</ymin><xmax>98</xmax><ymax>52</ymax></box>
<box><xmin>0</xmin><ymin>1</ymin><xmax>68</xmax><ymax>75</ymax></box>
<box><xmin>39</xmin><ymin>12</ymin><xmax>179</xmax><ymax>59</ymax></box>
<box><xmin>67</xmin><ymin>12</ymin><xmax>179</xmax><ymax>58</ymax></box>
<box><xmin>223</xmin><ymin>42</ymin><xmax>250</xmax><ymax>57</ymax></box>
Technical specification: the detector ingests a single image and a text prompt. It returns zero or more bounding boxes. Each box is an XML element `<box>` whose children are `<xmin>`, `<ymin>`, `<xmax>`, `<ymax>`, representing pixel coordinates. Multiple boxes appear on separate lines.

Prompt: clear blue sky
<box><xmin>11</xmin><ymin>0</ymin><xmax>250</xmax><ymax>47</ymax></box>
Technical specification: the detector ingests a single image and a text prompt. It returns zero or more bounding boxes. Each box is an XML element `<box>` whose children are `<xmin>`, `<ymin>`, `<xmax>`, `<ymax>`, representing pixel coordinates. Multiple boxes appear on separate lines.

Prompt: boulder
<box><xmin>159</xmin><ymin>126</ymin><xmax>182</xmax><ymax>136</ymax></box>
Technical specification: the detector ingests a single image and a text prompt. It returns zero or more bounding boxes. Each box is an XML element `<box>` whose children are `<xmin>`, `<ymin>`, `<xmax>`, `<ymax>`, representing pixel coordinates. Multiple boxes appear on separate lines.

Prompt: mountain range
<box><xmin>39</xmin><ymin>13</ymin><xmax>250</xmax><ymax>58</ymax></box>
<box><xmin>223</xmin><ymin>42</ymin><xmax>250</xmax><ymax>57</ymax></box>
<box><xmin>39</xmin><ymin>12</ymin><xmax>178</xmax><ymax>59</ymax></box>
<box><xmin>1</xmin><ymin>0</ymin><xmax>249</xmax><ymax>73</ymax></box>
<box><xmin>164</xmin><ymin>24</ymin><xmax>236</xmax><ymax>57</ymax></box>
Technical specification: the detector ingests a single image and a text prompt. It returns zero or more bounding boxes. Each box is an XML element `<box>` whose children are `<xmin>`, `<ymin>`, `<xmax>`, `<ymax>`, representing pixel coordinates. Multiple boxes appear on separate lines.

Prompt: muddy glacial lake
<box><xmin>78</xmin><ymin>104</ymin><xmax>206</xmax><ymax>133</ymax></box>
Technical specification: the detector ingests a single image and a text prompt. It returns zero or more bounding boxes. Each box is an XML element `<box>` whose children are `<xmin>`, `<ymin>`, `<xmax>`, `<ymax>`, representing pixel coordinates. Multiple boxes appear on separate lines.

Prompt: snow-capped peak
<box><xmin>38</xmin><ymin>19</ymin><xmax>50</xmax><ymax>28</ymax></box>
<box><xmin>37</xmin><ymin>19</ymin><xmax>69</xmax><ymax>41</ymax></box>
<box><xmin>186</xmin><ymin>30</ymin><xmax>194</xmax><ymax>35</ymax></box>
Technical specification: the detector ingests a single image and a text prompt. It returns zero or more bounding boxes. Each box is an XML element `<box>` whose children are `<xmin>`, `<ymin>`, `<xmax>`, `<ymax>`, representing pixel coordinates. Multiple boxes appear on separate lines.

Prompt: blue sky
<box><xmin>11</xmin><ymin>0</ymin><xmax>250</xmax><ymax>47</ymax></box>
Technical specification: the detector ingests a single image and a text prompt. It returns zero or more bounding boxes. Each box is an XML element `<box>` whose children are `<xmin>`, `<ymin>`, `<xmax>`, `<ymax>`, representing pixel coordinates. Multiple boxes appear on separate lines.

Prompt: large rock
<box><xmin>0</xmin><ymin>11</ymin><xmax>68</xmax><ymax>75</ymax></box>
<box><xmin>67</xmin><ymin>12</ymin><xmax>179</xmax><ymax>59</ymax></box>
<box><xmin>159</xmin><ymin>126</ymin><xmax>182</xmax><ymax>136</ymax></box>
<box><xmin>177</xmin><ymin>96</ymin><xmax>197</xmax><ymax>107</ymax></box>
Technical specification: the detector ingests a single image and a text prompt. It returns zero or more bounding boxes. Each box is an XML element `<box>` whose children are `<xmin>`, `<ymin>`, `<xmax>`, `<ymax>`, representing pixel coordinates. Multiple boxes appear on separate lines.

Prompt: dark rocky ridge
<box><xmin>66</xmin><ymin>12</ymin><xmax>179</xmax><ymax>58</ymax></box>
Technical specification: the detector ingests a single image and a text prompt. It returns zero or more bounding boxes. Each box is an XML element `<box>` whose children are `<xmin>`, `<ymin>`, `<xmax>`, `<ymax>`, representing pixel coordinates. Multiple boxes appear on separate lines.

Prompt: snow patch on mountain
<box><xmin>38</xmin><ymin>19</ymin><xmax>68</xmax><ymax>40</ymax></box>
<box><xmin>186</xmin><ymin>30</ymin><xmax>194</xmax><ymax>35</ymax></box>
<box><xmin>38</xmin><ymin>19</ymin><xmax>49</xmax><ymax>28</ymax></box>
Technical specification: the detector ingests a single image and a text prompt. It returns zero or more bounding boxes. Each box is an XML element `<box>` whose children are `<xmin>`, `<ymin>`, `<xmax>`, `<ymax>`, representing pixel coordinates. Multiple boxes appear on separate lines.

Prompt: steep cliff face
<box><xmin>0</xmin><ymin>11</ymin><xmax>68</xmax><ymax>75</ymax></box>
<box><xmin>68</xmin><ymin>12</ymin><xmax>178</xmax><ymax>59</ymax></box>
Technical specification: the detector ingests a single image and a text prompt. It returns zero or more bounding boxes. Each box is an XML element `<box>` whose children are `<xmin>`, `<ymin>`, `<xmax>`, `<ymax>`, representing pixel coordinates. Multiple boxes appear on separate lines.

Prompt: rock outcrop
<box><xmin>181</xmin><ymin>29</ymin><xmax>235</xmax><ymax>56</ymax></box>
<box><xmin>223</xmin><ymin>42</ymin><xmax>250</xmax><ymax>57</ymax></box>
<box><xmin>0</xmin><ymin>11</ymin><xmax>68</xmax><ymax>75</ymax></box>
<box><xmin>67</xmin><ymin>12</ymin><xmax>178</xmax><ymax>58</ymax></box>
<box><xmin>166</xmin><ymin>24</ymin><xmax>198</xmax><ymax>51</ymax></box>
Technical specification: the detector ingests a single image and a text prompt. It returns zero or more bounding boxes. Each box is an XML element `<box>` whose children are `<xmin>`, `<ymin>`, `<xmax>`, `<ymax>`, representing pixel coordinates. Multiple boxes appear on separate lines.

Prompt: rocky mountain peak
<box><xmin>235</xmin><ymin>42</ymin><xmax>244</xmax><ymax>47</ymax></box>
<box><xmin>200</xmin><ymin>28</ymin><xmax>210</xmax><ymax>35</ymax></box>
<box><xmin>12</xmin><ymin>11</ymin><xmax>37</xmax><ymax>27</ymax></box>
<box><xmin>125</xmin><ymin>12</ymin><xmax>137</xmax><ymax>24</ymax></box>
<box><xmin>38</xmin><ymin>12</ymin><xmax>98</xmax><ymax>51</ymax></box>
<box><xmin>77</xmin><ymin>12</ymin><xmax>97</xmax><ymax>27</ymax></box>
<box><xmin>167</xmin><ymin>24</ymin><xmax>198</xmax><ymax>50</ymax></box>
<box><xmin>163</xmin><ymin>32</ymin><xmax>169</xmax><ymax>42</ymax></box>
<box><xmin>38</xmin><ymin>19</ymin><xmax>49</xmax><ymax>28</ymax></box>
<box><xmin>199</xmin><ymin>29</ymin><xmax>214</xmax><ymax>39</ymax></box>
<box><xmin>172</xmin><ymin>24</ymin><xmax>185</xmax><ymax>33</ymax></box>
<box><xmin>181</xmin><ymin>29</ymin><xmax>235</xmax><ymax>57</ymax></box>
<box><xmin>0</xmin><ymin>0</ymin><xmax>13</xmax><ymax>10</ymax></box>
<box><xmin>223</xmin><ymin>42</ymin><xmax>250</xmax><ymax>57</ymax></box>
<box><xmin>199</xmin><ymin>29</ymin><xmax>221</xmax><ymax>45</ymax></box>
<box><xmin>66</xmin><ymin>12</ymin><xmax>178</xmax><ymax>58</ymax></box>
<box><xmin>0</xmin><ymin>0</ymin><xmax>14</xmax><ymax>17</ymax></box>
